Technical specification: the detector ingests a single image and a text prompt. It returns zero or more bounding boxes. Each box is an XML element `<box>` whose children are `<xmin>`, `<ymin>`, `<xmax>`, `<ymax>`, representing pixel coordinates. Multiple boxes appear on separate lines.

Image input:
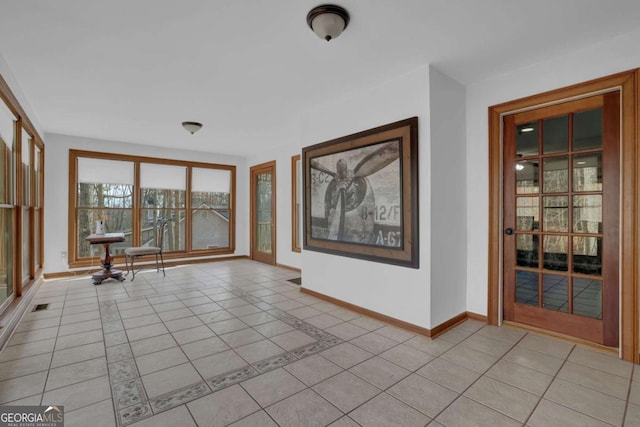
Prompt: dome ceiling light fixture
<box><xmin>306</xmin><ymin>4</ymin><xmax>350</xmax><ymax>42</ymax></box>
<box><xmin>182</xmin><ymin>121</ymin><xmax>203</xmax><ymax>134</ymax></box>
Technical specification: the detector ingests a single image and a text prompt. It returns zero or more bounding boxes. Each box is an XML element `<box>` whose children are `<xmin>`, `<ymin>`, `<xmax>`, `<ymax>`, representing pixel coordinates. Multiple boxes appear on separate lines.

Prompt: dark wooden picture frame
<box><xmin>303</xmin><ymin>117</ymin><xmax>419</xmax><ymax>268</ymax></box>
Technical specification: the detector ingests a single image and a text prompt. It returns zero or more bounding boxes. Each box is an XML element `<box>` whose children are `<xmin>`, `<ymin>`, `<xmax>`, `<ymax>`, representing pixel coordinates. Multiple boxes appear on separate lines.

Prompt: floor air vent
<box><xmin>32</xmin><ymin>303</ymin><xmax>49</xmax><ymax>312</ymax></box>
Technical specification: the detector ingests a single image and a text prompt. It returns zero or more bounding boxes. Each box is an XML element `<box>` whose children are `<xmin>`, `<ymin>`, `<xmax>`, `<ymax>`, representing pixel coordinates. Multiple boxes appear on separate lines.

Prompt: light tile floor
<box><xmin>1</xmin><ymin>259</ymin><xmax>638</xmax><ymax>426</ymax></box>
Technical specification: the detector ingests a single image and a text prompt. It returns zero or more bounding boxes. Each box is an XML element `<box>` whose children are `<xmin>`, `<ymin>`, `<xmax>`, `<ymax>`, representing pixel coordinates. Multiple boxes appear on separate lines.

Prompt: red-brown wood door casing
<box><xmin>503</xmin><ymin>92</ymin><xmax>620</xmax><ymax>346</ymax></box>
<box><xmin>250</xmin><ymin>161</ymin><xmax>276</xmax><ymax>265</ymax></box>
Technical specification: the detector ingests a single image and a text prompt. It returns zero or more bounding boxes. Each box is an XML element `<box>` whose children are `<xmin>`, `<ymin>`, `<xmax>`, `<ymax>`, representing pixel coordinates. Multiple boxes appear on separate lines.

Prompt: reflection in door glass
<box><xmin>256</xmin><ymin>172</ymin><xmax>273</xmax><ymax>254</ymax></box>
<box><xmin>573</xmin><ymin>236</ymin><xmax>602</xmax><ymax>275</ymax></box>
<box><xmin>516</xmin><ymin>197</ymin><xmax>538</xmax><ymax>231</ymax></box>
<box><xmin>573</xmin><ymin>153</ymin><xmax>602</xmax><ymax>192</ymax></box>
<box><xmin>543</xmin><ymin>235</ymin><xmax>568</xmax><ymax>271</ymax></box>
<box><xmin>516</xmin><ymin>123</ymin><xmax>538</xmax><ymax>157</ymax></box>
<box><xmin>573</xmin><ymin>277</ymin><xmax>602</xmax><ymax>319</ymax></box>
<box><xmin>573</xmin><ymin>195</ymin><xmax>602</xmax><ymax>234</ymax></box>
<box><xmin>543</xmin><ymin>156</ymin><xmax>568</xmax><ymax>193</ymax></box>
<box><xmin>542</xmin><ymin>274</ymin><xmax>568</xmax><ymax>312</ymax></box>
<box><xmin>516</xmin><ymin>161</ymin><xmax>539</xmax><ymax>194</ymax></box>
<box><xmin>543</xmin><ymin>115</ymin><xmax>568</xmax><ymax>154</ymax></box>
<box><xmin>543</xmin><ymin>196</ymin><xmax>568</xmax><ymax>232</ymax></box>
<box><xmin>517</xmin><ymin>234</ymin><xmax>538</xmax><ymax>268</ymax></box>
<box><xmin>573</xmin><ymin>108</ymin><xmax>602</xmax><ymax>150</ymax></box>
<box><xmin>516</xmin><ymin>270</ymin><xmax>538</xmax><ymax>306</ymax></box>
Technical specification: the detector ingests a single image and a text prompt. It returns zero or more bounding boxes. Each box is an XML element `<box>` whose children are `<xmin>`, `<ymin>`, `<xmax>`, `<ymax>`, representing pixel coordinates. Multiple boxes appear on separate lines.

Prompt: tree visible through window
<box><xmin>70</xmin><ymin>152</ymin><xmax>235</xmax><ymax>266</ymax></box>
<box><xmin>191</xmin><ymin>167</ymin><xmax>231</xmax><ymax>250</ymax></box>
<box><xmin>77</xmin><ymin>182</ymin><xmax>134</xmax><ymax>257</ymax></box>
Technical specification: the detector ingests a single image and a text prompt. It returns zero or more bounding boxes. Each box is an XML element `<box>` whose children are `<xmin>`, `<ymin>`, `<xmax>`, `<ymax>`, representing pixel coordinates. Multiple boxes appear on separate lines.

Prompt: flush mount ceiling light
<box><xmin>182</xmin><ymin>121</ymin><xmax>203</xmax><ymax>134</ymax></box>
<box><xmin>307</xmin><ymin>4</ymin><xmax>350</xmax><ymax>41</ymax></box>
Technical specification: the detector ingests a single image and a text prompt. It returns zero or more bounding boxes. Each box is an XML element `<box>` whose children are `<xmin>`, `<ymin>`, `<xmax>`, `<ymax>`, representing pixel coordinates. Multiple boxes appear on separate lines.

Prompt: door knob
<box><xmin>505</xmin><ymin>227</ymin><xmax>514</xmax><ymax>235</ymax></box>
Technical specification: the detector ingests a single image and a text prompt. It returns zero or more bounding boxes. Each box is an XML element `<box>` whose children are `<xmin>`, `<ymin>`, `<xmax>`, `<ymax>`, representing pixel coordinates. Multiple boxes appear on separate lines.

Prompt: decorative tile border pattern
<box><xmin>109</xmin><ymin>359</ymin><xmax>139</xmax><ymax>384</ymax></box>
<box><xmin>254</xmin><ymin>302</ymin><xmax>273</xmax><ymax>311</ymax></box>
<box><xmin>100</xmin><ymin>279</ymin><xmax>345</xmax><ymax>426</ymax></box>
<box><xmin>207</xmin><ymin>366</ymin><xmax>259</xmax><ymax>391</ymax></box>
<box><xmin>106</xmin><ymin>343</ymin><xmax>135</xmax><ymax>364</ymax></box>
<box><xmin>150</xmin><ymin>381</ymin><xmax>211</xmax><ymax>413</ymax></box>
<box><xmin>253</xmin><ymin>351</ymin><xmax>298</xmax><ymax>373</ymax></box>
<box><xmin>117</xmin><ymin>402</ymin><xmax>152</xmax><ymax>426</ymax></box>
<box><xmin>100</xmin><ymin>303</ymin><xmax>151</xmax><ymax>427</ymax></box>
<box><xmin>291</xmin><ymin>340</ymin><xmax>333</xmax><ymax>359</ymax></box>
<box><xmin>238</xmin><ymin>293</ymin><xmax>262</xmax><ymax>304</ymax></box>
<box><xmin>268</xmin><ymin>308</ymin><xmax>343</xmax><ymax>344</ymax></box>
<box><xmin>112</xmin><ymin>378</ymin><xmax>146</xmax><ymax>410</ymax></box>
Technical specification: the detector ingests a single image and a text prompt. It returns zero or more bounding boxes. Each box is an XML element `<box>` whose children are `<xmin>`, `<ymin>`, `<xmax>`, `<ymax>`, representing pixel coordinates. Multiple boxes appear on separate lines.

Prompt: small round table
<box><xmin>86</xmin><ymin>233</ymin><xmax>126</xmax><ymax>285</ymax></box>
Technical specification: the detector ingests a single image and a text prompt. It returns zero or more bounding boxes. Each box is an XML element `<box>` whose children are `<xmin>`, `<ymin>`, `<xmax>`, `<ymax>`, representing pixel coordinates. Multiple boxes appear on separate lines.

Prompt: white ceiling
<box><xmin>1</xmin><ymin>0</ymin><xmax>639</xmax><ymax>156</ymax></box>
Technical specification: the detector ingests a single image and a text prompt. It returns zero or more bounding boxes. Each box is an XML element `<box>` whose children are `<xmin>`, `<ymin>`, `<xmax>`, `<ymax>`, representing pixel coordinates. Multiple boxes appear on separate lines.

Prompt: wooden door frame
<box><xmin>488</xmin><ymin>69</ymin><xmax>639</xmax><ymax>362</ymax></box>
<box><xmin>291</xmin><ymin>154</ymin><xmax>301</xmax><ymax>253</ymax></box>
<box><xmin>250</xmin><ymin>160</ymin><xmax>277</xmax><ymax>265</ymax></box>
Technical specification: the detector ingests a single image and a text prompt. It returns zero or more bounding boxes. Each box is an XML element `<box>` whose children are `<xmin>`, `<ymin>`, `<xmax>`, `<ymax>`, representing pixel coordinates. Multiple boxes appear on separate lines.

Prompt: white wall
<box><xmin>300</xmin><ymin>65</ymin><xmax>433</xmax><ymax>328</ymax></box>
<box><xmin>43</xmin><ymin>133</ymin><xmax>248</xmax><ymax>274</ymax></box>
<box><xmin>0</xmin><ymin>53</ymin><xmax>44</xmax><ymax>137</ymax></box>
<box><xmin>466</xmin><ymin>26</ymin><xmax>640</xmax><ymax>316</ymax></box>
<box><xmin>429</xmin><ymin>66</ymin><xmax>467</xmax><ymax>326</ymax></box>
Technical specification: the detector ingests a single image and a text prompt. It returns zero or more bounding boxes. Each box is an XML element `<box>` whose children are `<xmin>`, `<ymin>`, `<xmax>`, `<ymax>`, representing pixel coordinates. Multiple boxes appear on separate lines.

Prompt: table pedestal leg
<box><xmin>91</xmin><ymin>242</ymin><xmax>125</xmax><ymax>285</ymax></box>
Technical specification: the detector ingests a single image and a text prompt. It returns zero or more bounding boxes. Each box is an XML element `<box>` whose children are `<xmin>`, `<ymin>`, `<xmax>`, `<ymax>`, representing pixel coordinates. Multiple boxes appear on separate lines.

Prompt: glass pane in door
<box><xmin>543</xmin><ymin>115</ymin><xmax>568</xmax><ymax>154</ymax></box>
<box><xmin>542</xmin><ymin>274</ymin><xmax>568</xmax><ymax>312</ymax></box>
<box><xmin>573</xmin><ymin>153</ymin><xmax>602</xmax><ymax>192</ymax></box>
<box><xmin>516</xmin><ymin>270</ymin><xmax>538</xmax><ymax>306</ymax></box>
<box><xmin>516</xmin><ymin>161</ymin><xmax>539</xmax><ymax>194</ymax></box>
<box><xmin>516</xmin><ymin>123</ymin><xmax>538</xmax><ymax>157</ymax></box>
<box><xmin>543</xmin><ymin>156</ymin><xmax>568</xmax><ymax>193</ymax></box>
<box><xmin>573</xmin><ymin>277</ymin><xmax>602</xmax><ymax>319</ymax></box>
<box><xmin>256</xmin><ymin>172</ymin><xmax>273</xmax><ymax>254</ymax></box>
<box><xmin>543</xmin><ymin>235</ymin><xmax>568</xmax><ymax>271</ymax></box>
<box><xmin>516</xmin><ymin>197</ymin><xmax>538</xmax><ymax>231</ymax></box>
<box><xmin>543</xmin><ymin>196</ymin><xmax>568</xmax><ymax>232</ymax></box>
<box><xmin>573</xmin><ymin>108</ymin><xmax>602</xmax><ymax>150</ymax></box>
<box><xmin>573</xmin><ymin>236</ymin><xmax>602</xmax><ymax>275</ymax></box>
<box><xmin>573</xmin><ymin>195</ymin><xmax>602</xmax><ymax>233</ymax></box>
<box><xmin>517</xmin><ymin>234</ymin><xmax>538</xmax><ymax>268</ymax></box>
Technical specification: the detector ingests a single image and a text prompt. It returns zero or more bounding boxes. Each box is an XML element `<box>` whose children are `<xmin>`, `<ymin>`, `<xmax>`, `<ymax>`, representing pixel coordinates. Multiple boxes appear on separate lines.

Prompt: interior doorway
<box><xmin>250</xmin><ymin>161</ymin><xmax>276</xmax><ymax>265</ymax></box>
<box><xmin>502</xmin><ymin>93</ymin><xmax>619</xmax><ymax>346</ymax></box>
<box><xmin>488</xmin><ymin>70</ymin><xmax>638</xmax><ymax>361</ymax></box>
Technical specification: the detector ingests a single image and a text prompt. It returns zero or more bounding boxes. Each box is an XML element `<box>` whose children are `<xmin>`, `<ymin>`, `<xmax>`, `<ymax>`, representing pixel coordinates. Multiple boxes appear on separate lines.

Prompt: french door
<box><xmin>250</xmin><ymin>161</ymin><xmax>276</xmax><ymax>265</ymax></box>
<box><xmin>503</xmin><ymin>92</ymin><xmax>620</xmax><ymax>346</ymax></box>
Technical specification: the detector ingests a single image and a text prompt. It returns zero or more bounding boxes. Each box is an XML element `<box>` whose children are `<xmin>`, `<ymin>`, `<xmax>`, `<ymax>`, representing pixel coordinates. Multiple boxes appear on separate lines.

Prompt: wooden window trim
<box><xmin>0</xmin><ymin>73</ymin><xmax>44</xmax><ymax>302</ymax></box>
<box><xmin>14</xmin><ymin>119</ymin><xmax>22</xmax><ymax>294</ymax></box>
<box><xmin>291</xmin><ymin>154</ymin><xmax>301</xmax><ymax>253</ymax></box>
<box><xmin>488</xmin><ymin>69</ymin><xmax>639</xmax><ymax>362</ymax></box>
<box><xmin>68</xmin><ymin>149</ymin><xmax>236</xmax><ymax>267</ymax></box>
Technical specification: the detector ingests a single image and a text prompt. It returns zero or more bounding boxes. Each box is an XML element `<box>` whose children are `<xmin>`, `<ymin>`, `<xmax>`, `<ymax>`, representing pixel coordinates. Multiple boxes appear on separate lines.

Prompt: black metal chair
<box><xmin>124</xmin><ymin>219</ymin><xmax>167</xmax><ymax>280</ymax></box>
